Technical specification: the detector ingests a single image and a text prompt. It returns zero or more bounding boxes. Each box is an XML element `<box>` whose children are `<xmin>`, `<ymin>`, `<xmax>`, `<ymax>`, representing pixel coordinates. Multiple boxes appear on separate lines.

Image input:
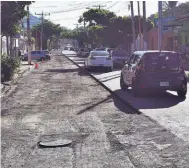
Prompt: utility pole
<box><xmin>35</xmin><ymin>12</ymin><xmax>50</xmax><ymax>51</ymax></box>
<box><xmin>137</xmin><ymin>1</ymin><xmax>142</xmax><ymax>50</ymax></box>
<box><xmin>27</xmin><ymin>5</ymin><xmax>31</xmax><ymax>64</ymax></box>
<box><xmin>158</xmin><ymin>1</ymin><xmax>163</xmax><ymax>50</ymax></box>
<box><xmin>143</xmin><ymin>1</ymin><xmax>147</xmax><ymax>50</ymax></box>
<box><xmin>87</xmin><ymin>4</ymin><xmax>106</xmax><ymax>10</ymax></box>
<box><xmin>130</xmin><ymin>1</ymin><xmax>136</xmax><ymax>52</ymax></box>
<box><xmin>92</xmin><ymin>4</ymin><xmax>106</xmax><ymax>10</ymax></box>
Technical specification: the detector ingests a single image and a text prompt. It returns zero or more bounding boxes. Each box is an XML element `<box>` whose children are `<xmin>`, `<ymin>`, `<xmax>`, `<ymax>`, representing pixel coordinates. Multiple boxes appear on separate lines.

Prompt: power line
<box><xmin>50</xmin><ymin>2</ymin><xmax>100</xmax><ymax>14</ymax></box>
<box><xmin>106</xmin><ymin>2</ymin><xmax>120</xmax><ymax>10</ymax></box>
<box><xmin>51</xmin><ymin>2</ymin><xmax>111</xmax><ymax>14</ymax></box>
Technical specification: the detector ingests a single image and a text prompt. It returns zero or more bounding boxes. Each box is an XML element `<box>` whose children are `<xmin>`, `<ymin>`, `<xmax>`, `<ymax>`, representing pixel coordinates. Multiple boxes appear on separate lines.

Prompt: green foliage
<box><xmin>83</xmin><ymin>9</ymin><xmax>116</xmax><ymax>26</ymax></box>
<box><xmin>74</xmin><ymin>8</ymin><xmax>154</xmax><ymax>47</ymax></box>
<box><xmin>1</xmin><ymin>54</ymin><xmax>21</xmax><ymax>82</ymax></box>
<box><xmin>31</xmin><ymin>20</ymin><xmax>63</xmax><ymax>49</ymax></box>
<box><xmin>1</xmin><ymin>1</ymin><xmax>33</xmax><ymax>36</ymax></box>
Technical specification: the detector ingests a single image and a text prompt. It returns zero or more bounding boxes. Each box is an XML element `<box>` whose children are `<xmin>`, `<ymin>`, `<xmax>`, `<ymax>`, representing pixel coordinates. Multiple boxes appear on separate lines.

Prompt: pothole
<box><xmin>38</xmin><ymin>139</ymin><xmax>72</xmax><ymax>148</ymax></box>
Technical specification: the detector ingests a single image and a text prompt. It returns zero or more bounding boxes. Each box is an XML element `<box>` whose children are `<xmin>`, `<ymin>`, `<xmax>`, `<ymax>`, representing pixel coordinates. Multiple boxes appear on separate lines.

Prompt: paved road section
<box><xmin>63</xmin><ymin>50</ymin><xmax>189</xmax><ymax>143</ymax></box>
<box><xmin>2</xmin><ymin>54</ymin><xmax>189</xmax><ymax>167</ymax></box>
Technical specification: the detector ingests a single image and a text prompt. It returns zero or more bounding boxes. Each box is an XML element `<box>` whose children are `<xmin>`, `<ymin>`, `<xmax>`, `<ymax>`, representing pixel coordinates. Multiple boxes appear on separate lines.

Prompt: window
<box><xmin>129</xmin><ymin>54</ymin><xmax>136</xmax><ymax>64</ymax></box>
<box><xmin>143</xmin><ymin>52</ymin><xmax>181</xmax><ymax>71</ymax></box>
<box><xmin>31</xmin><ymin>51</ymin><xmax>36</xmax><ymax>54</ymax></box>
<box><xmin>133</xmin><ymin>55</ymin><xmax>141</xmax><ymax>64</ymax></box>
<box><xmin>112</xmin><ymin>50</ymin><xmax>127</xmax><ymax>57</ymax></box>
<box><xmin>91</xmin><ymin>51</ymin><xmax>109</xmax><ymax>57</ymax></box>
<box><xmin>37</xmin><ymin>51</ymin><xmax>42</xmax><ymax>54</ymax></box>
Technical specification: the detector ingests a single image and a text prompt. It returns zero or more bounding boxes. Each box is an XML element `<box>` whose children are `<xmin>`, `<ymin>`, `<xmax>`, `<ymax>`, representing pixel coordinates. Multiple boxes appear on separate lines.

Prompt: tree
<box><xmin>81</xmin><ymin>9</ymin><xmax>116</xmax><ymax>26</ymax></box>
<box><xmin>1</xmin><ymin>1</ymin><xmax>33</xmax><ymax>37</ymax></box>
<box><xmin>31</xmin><ymin>20</ymin><xmax>62</xmax><ymax>49</ymax></box>
<box><xmin>75</xmin><ymin>8</ymin><xmax>153</xmax><ymax>48</ymax></box>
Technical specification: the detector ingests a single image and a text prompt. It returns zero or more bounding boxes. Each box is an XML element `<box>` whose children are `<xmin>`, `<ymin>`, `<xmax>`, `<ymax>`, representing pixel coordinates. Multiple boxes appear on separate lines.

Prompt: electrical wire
<box><xmin>106</xmin><ymin>2</ymin><xmax>120</xmax><ymax>10</ymax></box>
<box><xmin>51</xmin><ymin>2</ymin><xmax>99</xmax><ymax>14</ymax></box>
<box><xmin>50</xmin><ymin>1</ymin><xmax>111</xmax><ymax>14</ymax></box>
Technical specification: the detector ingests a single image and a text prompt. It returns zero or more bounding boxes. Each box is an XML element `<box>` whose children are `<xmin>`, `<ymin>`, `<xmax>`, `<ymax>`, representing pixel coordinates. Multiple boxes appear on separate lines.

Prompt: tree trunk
<box><xmin>0</xmin><ymin>35</ymin><xmax>3</xmax><ymax>56</ymax></box>
<box><xmin>10</xmin><ymin>35</ymin><xmax>13</xmax><ymax>57</ymax></box>
<box><xmin>6</xmin><ymin>36</ymin><xmax>9</xmax><ymax>56</ymax></box>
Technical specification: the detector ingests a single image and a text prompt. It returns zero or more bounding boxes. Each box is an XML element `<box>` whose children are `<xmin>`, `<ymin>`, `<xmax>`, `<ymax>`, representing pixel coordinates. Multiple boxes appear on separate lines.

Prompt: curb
<box><xmin>63</xmin><ymin>54</ymin><xmax>141</xmax><ymax>115</ymax></box>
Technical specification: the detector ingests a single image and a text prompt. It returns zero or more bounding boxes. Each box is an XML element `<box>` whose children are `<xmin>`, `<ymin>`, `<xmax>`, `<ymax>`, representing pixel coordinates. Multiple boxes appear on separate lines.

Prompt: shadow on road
<box><xmin>113</xmin><ymin>89</ymin><xmax>186</xmax><ymax>110</ymax></box>
<box><xmin>77</xmin><ymin>96</ymin><xmax>111</xmax><ymax>115</ymax></box>
<box><xmin>45</xmin><ymin>68</ymin><xmax>80</xmax><ymax>73</ymax></box>
<box><xmin>78</xmin><ymin>70</ymin><xmax>90</xmax><ymax>77</ymax></box>
<box><xmin>110</xmin><ymin>94</ymin><xmax>141</xmax><ymax>114</ymax></box>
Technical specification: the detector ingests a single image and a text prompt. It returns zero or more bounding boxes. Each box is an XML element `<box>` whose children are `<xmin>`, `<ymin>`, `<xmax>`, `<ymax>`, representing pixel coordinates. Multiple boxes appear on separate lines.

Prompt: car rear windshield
<box><xmin>112</xmin><ymin>50</ymin><xmax>127</xmax><ymax>57</ymax></box>
<box><xmin>143</xmin><ymin>52</ymin><xmax>182</xmax><ymax>71</ymax></box>
<box><xmin>96</xmin><ymin>48</ymin><xmax>106</xmax><ymax>51</ymax></box>
<box><xmin>91</xmin><ymin>51</ymin><xmax>109</xmax><ymax>57</ymax></box>
<box><xmin>43</xmin><ymin>51</ymin><xmax>49</xmax><ymax>54</ymax></box>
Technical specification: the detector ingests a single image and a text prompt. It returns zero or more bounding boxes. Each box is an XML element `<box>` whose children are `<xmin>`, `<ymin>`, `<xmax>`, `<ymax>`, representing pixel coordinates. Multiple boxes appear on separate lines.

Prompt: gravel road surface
<box><xmin>2</xmin><ymin>54</ymin><xmax>189</xmax><ymax>167</ymax></box>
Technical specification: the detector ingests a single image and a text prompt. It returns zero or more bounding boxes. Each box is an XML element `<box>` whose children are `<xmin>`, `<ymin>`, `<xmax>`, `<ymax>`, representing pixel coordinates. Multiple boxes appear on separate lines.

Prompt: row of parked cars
<box><xmin>76</xmin><ymin>48</ymin><xmax>188</xmax><ymax>97</ymax></box>
<box><xmin>22</xmin><ymin>50</ymin><xmax>51</xmax><ymax>61</ymax></box>
<box><xmin>78</xmin><ymin>47</ymin><xmax>129</xmax><ymax>70</ymax></box>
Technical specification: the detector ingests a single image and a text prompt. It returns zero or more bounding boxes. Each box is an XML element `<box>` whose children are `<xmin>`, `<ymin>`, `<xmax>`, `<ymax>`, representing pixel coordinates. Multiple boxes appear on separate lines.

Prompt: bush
<box><xmin>1</xmin><ymin>54</ymin><xmax>21</xmax><ymax>82</ymax></box>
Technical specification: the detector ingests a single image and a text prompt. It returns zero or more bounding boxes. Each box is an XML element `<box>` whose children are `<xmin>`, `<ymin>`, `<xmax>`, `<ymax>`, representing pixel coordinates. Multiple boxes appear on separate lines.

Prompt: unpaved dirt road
<box><xmin>1</xmin><ymin>54</ymin><xmax>189</xmax><ymax>168</ymax></box>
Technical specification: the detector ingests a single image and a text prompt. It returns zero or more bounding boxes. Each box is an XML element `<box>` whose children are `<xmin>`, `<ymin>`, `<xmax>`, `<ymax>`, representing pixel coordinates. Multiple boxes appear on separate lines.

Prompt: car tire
<box><xmin>120</xmin><ymin>74</ymin><xmax>128</xmax><ymax>90</ymax></box>
<box><xmin>177</xmin><ymin>86</ymin><xmax>187</xmax><ymax>97</ymax></box>
<box><xmin>40</xmin><ymin>57</ymin><xmax>45</xmax><ymax>62</ymax></box>
<box><xmin>109</xmin><ymin>67</ymin><xmax>113</xmax><ymax>72</ymax></box>
<box><xmin>23</xmin><ymin>57</ymin><xmax>28</xmax><ymax>61</ymax></box>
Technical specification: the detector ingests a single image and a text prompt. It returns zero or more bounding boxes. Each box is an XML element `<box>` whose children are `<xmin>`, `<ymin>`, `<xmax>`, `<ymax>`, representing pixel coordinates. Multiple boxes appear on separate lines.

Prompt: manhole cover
<box><xmin>38</xmin><ymin>139</ymin><xmax>72</xmax><ymax>148</ymax></box>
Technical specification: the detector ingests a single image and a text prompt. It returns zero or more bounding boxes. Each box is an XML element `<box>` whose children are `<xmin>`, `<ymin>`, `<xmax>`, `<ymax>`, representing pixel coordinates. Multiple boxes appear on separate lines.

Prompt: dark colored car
<box><xmin>43</xmin><ymin>50</ymin><xmax>51</xmax><ymax>60</ymax></box>
<box><xmin>64</xmin><ymin>47</ymin><xmax>69</xmax><ymax>50</ymax></box>
<box><xmin>106</xmin><ymin>48</ymin><xmax>114</xmax><ymax>53</ymax></box>
<box><xmin>95</xmin><ymin>48</ymin><xmax>106</xmax><ymax>51</ymax></box>
<box><xmin>111</xmin><ymin>49</ymin><xmax>129</xmax><ymax>67</ymax></box>
<box><xmin>120</xmin><ymin>50</ymin><xmax>187</xmax><ymax>97</ymax></box>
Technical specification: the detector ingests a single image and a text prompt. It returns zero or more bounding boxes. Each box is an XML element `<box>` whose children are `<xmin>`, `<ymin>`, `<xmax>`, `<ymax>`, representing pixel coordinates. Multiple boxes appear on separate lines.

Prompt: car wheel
<box><xmin>40</xmin><ymin>57</ymin><xmax>45</xmax><ymax>62</ymax></box>
<box><xmin>177</xmin><ymin>85</ymin><xmax>187</xmax><ymax>97</ymax></box>
<box><xmin>120</xmin><ymin>74</ymin><xmax>128</xmax><ymax>90</ymax></box>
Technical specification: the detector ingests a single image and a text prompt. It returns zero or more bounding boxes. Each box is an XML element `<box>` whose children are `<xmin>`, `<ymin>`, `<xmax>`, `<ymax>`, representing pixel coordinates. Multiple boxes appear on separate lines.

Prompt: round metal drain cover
<box><xmin>38</xmin><ymin>139</ymin><xmax>72</xmax><ymax>148</ymax></box>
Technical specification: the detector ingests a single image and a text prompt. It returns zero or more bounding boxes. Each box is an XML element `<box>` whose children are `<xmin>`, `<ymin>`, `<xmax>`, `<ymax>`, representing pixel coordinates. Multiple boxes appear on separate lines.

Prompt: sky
<box><xmin>29</xmin><ymin>1</ymin><xmax>158</xmax><ymax>30</ymax></box>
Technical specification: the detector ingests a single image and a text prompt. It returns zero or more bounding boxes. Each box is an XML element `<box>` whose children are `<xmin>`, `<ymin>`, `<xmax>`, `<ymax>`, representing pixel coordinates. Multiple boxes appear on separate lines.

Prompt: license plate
<box><xmin>160</xmin><ymin>82</ymin><xmax>169</xmax><ymax>86</ymax></box>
